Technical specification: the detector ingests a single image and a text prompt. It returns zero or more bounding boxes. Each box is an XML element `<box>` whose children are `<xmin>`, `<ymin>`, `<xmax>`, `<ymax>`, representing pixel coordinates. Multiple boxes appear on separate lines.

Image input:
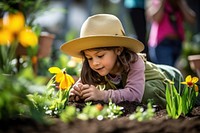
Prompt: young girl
<box><xmin>60</xmin><ymin>14</ymin><xmax>183</xmax><ymax>108</ymax></box>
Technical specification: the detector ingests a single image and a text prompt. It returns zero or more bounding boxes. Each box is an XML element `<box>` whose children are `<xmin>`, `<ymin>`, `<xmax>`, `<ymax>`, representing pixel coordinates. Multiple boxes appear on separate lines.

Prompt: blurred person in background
<box><xmin>124</xmin><ymin>0</ymin><xmax>150</xmax><ymax>61</ymax></box>
<box><xmin>146</xmin><ymin>0</ymin><xmax>196</xmax><ymax>67</ymax></box>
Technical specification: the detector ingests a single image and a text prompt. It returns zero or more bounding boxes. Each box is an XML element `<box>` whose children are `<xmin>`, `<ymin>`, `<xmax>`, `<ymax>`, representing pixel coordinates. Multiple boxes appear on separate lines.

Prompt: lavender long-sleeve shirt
<box><xmin>72</xmin><ymin>56</ymin><xmax>145</xmax><ymax>103</ymax></box>
<box><xmin>103</xmin><ymin>56</ymin><xmax>145</xmax><ymax>103</ymax></box>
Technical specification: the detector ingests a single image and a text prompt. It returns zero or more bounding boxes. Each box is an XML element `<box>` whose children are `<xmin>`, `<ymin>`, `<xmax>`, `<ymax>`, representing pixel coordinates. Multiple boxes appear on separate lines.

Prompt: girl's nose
<box><xmin>93</xmin><ymin>59</ymin><xmax>100</xmax><ymax>66</ymax></box>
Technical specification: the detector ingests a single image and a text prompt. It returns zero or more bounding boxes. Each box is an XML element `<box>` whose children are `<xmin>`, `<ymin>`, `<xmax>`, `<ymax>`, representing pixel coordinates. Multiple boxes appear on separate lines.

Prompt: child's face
<box><xmin>84</xmin><ymin>49</ymin><xmax>119</xmax><ymax>76</ymax></box>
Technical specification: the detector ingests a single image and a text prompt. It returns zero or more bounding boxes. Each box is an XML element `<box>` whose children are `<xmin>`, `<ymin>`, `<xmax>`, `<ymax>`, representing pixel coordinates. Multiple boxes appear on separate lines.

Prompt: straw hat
<box><xmin>60</xmin><ymin>14</ymin><xmax>144</xmax><ymax>58</ymax></box>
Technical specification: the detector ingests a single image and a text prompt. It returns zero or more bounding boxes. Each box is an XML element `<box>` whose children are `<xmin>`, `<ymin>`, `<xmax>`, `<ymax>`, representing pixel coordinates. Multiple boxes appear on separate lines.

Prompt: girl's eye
<box><xmin>98</xmin><ymin>55</ymin><xmax>104</xmax><ymax>58</ymax></box>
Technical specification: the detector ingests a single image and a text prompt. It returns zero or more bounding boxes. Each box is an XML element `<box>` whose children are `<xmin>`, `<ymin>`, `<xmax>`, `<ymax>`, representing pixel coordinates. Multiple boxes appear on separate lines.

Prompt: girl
<box><xmin>60</xmin><ymin>14</ymin><xmax>183</xmax><ymax>108</ymax></box>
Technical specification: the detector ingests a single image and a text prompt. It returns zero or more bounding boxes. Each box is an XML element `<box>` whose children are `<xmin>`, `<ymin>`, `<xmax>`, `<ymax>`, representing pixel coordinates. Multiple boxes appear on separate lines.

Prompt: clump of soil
<box><xmin>1</xmin><ymin>101</ymin><xmax>200</xmax><ymax>133</ymax></box>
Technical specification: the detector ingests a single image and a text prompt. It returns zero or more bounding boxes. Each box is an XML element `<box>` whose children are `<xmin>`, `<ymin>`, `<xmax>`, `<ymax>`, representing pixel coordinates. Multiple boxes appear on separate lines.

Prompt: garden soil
<box><xmin>1</xmin><ymin>101</ymin><xmax>200</xmax><ymax>133</ymax></box>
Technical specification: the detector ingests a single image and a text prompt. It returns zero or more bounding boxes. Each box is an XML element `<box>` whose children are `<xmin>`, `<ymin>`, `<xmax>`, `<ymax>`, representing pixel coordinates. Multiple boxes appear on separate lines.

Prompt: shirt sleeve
<box><xmin>103</xmin><ymin>56</ymin><xmax>145</xmax><ymax>103</ymax></box>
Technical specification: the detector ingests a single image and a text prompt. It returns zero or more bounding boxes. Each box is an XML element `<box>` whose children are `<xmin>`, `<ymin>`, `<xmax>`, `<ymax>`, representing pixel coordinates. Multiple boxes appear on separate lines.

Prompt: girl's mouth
<box><xmin>96</xmin><ymin>67</ymin><xmax>104</xmax><ymax>71</ymax></box>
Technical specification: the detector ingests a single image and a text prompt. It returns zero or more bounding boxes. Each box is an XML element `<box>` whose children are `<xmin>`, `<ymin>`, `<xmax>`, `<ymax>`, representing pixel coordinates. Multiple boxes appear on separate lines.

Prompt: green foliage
<box><xmin>19</xmin><ymin>66</ymin><xmax>48</xmax><ymax>85</ymax></box>
<box><xmin>165</xmin><ymin>76</ymin><xmax>199</xmax><ymax>119</ymax></box>
<box><xmin>59</xmin><ymin>101</ymin><xmax>124</xmax><ymax>123</ymax></box>
<box><xmin>37</xmin><ymin>58</ymin><xmax>52</xmax><ymax>76</ymax></box>
<box><xmin>78</xmin><ymin>101</ymin><xmax>124</xmax><ymax>120</ymax></box>
<box><xmin>165</xmin><ymin>83</ymin><xmax>182</xmax><ymax>119</ymax></box>
<box><xmin>77</xmin><ymin>102</ymin><xmax>102</xmax><ymax>120</ymax></box>
<box><xmin>0</xmin><ymin>74</ymin><xmax>27</xmax><ymax>119</ymax></box>
<box><xmin>0</xmin><ymin>42</ymin><xmax>17</xmax><ymax>74</ymax></box>
<box><xmin>27</xmin><ymin>92</ymin><xmax>47</xmax><ymax>112</ymax></box>
<box><xmin>181</xmin><ymin>84</ymin><xmax>199</xmax><ymax>115</ymax></box>
<box><xmin>45</xmin><ymin>88</ymin><xmax>69</xmax><ymax>116</ymax></box>
<box><xmin>27</xmin><ymin>80</ymin><xmax>71</xmax><ymax>116</ymax></box>
<box><xmin>59</xmin><ymin>106</ymin><xmax>77</xmax><ymax>123</ymax></box>
<box><xmin>129</xmin><ymin>102</ymin><xmax>155</xmax><ymax>121</ymax></box>
<box><xmin>0</xmin><ymin>74</ymin><xmax>44</xmax><ymax>122</ymax></box>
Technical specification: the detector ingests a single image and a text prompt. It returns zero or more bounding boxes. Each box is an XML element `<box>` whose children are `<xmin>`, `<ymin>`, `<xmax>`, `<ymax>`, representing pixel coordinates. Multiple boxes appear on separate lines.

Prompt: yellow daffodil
<box><xmin>59</xmin><ymin>72</ymin><xmax>75</xmax><ymax>90</ymax></box>
<box><xmin>181</xmin><ymin>75</ymin><xmax>199</xmax><ymax>88</ymax></box>
<box><xmin>18</xmin><ymin>27</ymin><xmax>38</xmax><ymax>47</ymax></box>
<box><xmin>48</xmin><ymin>67</ymin><xmax>75</xmax><ymax>90</ymax></box>
<box><xmin>3</xmin><ymin>12</ymin><xmax>25</xmax><ymax>33</ymax></box>
<box><xmin>0</xmin><ymin>29</ymin><xmax>14</xmax><ymax>45</ymax></box>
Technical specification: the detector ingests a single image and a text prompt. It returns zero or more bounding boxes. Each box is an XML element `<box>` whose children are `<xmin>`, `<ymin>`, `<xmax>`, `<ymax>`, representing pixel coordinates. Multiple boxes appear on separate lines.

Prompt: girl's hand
<box><xmin>69</xmin><ymin>83</ymin><xmax>83</xmax><ymax>102</ymax></box>
<box><xmin>72</xmin><ymin>83</ymin><xmax>83</xmax><ymax>96</ymax></box>
<box><xmin>81</xmin><ymin>84</ymin><xmax>105</xmax><ymax>102</ymax></box>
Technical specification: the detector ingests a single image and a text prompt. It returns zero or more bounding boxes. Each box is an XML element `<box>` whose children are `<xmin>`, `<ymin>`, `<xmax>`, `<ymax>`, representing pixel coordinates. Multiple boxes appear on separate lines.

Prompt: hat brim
<box><xmin>60</xmin><ymin>35</ymin><xmax>144</xmax><ymax>58</ymax></box>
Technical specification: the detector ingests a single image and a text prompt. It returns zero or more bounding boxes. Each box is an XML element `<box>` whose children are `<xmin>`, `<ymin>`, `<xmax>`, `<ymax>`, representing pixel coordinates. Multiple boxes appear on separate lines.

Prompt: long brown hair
<box><xmin>80</xmin><ymin>47</ymin><xmax>138</xmax><ymax>86</ymax></box>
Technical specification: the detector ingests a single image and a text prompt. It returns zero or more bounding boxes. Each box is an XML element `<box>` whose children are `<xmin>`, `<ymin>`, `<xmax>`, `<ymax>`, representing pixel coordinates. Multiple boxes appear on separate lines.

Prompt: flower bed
<box><xmin>1</xmin><ymin>102</ymin><xmax>200</xmax><ymax>133</ymax></box>
<box><xmin>1</xmin><ymin>67</ymin><xmax>200</xmax><ymax>133</ymax></box>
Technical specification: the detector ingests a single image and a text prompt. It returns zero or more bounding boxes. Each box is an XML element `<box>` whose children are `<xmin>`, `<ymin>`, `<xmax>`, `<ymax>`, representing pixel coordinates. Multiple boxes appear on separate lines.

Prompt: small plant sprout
<box><xmin>77</xmin><ymin>102</ymin><xmax>103</xmax><ymax>121</ymax></box>
<box><xmin>129</xmin><ymin>102</ymin><xmax>155</xmax><ymax>121</ymax></box>
<box><xmin>103</xmin><ymin>100</ymin><xmax>124</xmax><ymax>119</ymax></box>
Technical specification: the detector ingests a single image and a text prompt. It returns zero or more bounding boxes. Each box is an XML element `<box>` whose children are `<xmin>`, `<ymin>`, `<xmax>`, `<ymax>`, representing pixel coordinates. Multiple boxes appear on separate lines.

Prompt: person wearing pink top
<box><xmin>147</xmin><ymin>0</ymin><xmax>196</xmax><ymax>66</ymax></box>
<box><xmin>60</xmin><ymin>14</ymin><xmax>184</xmax><ymax>108</ymax></box>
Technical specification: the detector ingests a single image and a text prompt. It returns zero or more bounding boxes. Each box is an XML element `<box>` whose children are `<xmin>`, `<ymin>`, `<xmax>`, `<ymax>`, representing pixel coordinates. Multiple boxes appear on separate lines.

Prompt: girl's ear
<box><xmin>115</xmin><ymin>47</ymin><xmax>124</xmax><ymax>55</ymax></box>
